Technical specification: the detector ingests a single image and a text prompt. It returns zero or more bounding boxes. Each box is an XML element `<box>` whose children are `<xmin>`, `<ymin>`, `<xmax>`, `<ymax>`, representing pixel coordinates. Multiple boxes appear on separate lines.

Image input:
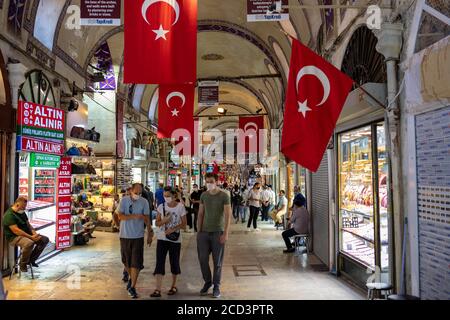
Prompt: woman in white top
<box><xmin>151</xmin><ymin>187</ymin><xmax>187</xmax><ymax>297</ymax></box>
<box><xmin>247</xmin><ymin>182</ymin><xmax>262</xmax><ymax>231</ymax></box>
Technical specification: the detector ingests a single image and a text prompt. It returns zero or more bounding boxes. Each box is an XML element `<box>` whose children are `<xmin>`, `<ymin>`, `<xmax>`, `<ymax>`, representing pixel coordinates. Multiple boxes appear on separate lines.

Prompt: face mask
<box><xmin>164</xmin><ymin>196</ymin><xmax>172</xmax><ymax>203</ymax></box>
<box><xmin>17</xmin><ymin>210</ymin><xmax>25</xmax><ymax>214</ymax></box>
<box><xmin>207</xmin><ymin>183</ymin><xmax>216</xmax><ymax>191</ymax></box>
<box><xmin>131</xmin><ymin>194</ymin><xmax>140</xmax><ymax>200</ymax></box>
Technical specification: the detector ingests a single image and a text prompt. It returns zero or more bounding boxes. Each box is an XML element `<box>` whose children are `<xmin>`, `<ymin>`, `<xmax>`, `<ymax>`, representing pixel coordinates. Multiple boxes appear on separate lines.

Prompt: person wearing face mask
<box><xmin>189</xmin><ymin>184</ymin><xmax>202</xmax><ymax>232</ymax></box>
<box><xmin>116</xmin><ymin>183</ymin><xmax>153</xmax><ymax>299</ymax></box>
<box><xmin>247</xmin><ymin>182</ymin><xmax>262</xmax><ymax>232</ymax></box>
<box><xmin>2</xmin><ymin>197</ymin><xmax>49</xmax><ymax>272</ymax></box>
<box><xmin>150</xmin><ymin>187</ymin><xmax>187</xmax><ymax>297</ymax></box>
<box><xmin>197</xmin><ymin>173</ymin><xmax>232</xmax><ymax>298</ymax></box>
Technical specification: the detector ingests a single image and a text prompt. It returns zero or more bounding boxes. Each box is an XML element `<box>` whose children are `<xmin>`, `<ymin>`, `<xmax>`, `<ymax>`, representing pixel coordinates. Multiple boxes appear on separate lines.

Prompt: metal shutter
<box><xmin>415</xmin><ymin>106</ymin><xmax>450</xmax><ymax>300</ymax></box>
<box><xmin>311</xmin><ymin>152</ymin><xmax>329</xmax><ymax>266</ymax></box>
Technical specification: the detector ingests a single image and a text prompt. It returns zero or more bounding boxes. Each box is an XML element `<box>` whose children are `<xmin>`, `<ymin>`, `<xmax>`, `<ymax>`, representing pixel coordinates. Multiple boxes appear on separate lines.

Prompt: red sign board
<box><xmin>56</xmin><ymin>158</ymin><xmax>72</xmax><ymax>250</ymax></box>
<box><xmin>17</xmin><ymin>136</ymin><xmax>64</xmax><ymax>156</ymax></box>
<box><xmin>17</xmin><ymin>101</ymin><xmax>65</xmax><ymax>140</ymax></box>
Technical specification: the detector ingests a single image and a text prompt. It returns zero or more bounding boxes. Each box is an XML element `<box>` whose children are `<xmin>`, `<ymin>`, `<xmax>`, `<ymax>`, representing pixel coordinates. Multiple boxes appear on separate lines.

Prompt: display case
<box><xmin>71</xmin><ymin>158</ymin><xmax>116</xmax><ymax>231</ymax></box>
<box><xmin>338</xmin><ymin>122</ymin><xmax>390</xmax><ymax>277</ymax></box>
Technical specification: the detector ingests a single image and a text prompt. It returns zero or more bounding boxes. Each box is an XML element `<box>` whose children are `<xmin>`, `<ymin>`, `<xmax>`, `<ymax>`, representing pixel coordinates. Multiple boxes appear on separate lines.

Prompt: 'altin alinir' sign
<box><xmin>17</xmin><ymin>100</ymin><xmax>65</xmax><ymax>140</ymax></box>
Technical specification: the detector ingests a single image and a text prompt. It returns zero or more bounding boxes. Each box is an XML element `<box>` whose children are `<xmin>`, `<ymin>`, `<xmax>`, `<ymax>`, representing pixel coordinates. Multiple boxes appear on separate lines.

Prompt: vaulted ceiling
<box><xmin>0</xmin><ymin>0</ymin><xmax>339</xmax><ymax>131</ymax></box>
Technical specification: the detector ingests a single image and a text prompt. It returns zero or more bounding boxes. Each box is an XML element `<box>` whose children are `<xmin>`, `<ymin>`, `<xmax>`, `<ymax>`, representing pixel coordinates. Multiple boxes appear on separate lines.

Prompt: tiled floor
<box><xmin>3</xmin><ymin>222</ymin><xmax>364</xmax><ymax>300</ymax></box>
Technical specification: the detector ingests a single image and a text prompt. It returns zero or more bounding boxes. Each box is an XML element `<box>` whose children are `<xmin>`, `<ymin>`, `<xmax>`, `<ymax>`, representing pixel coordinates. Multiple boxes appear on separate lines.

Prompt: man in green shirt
<box><xmin>197</xmin><ymin>173</ymin><xmax>231</xmax><ymax>298</ymax></box>
<box><xmin>2</xmin><ymin>197</ymin><xmax>49</xmax><ymax>272</ymax></box>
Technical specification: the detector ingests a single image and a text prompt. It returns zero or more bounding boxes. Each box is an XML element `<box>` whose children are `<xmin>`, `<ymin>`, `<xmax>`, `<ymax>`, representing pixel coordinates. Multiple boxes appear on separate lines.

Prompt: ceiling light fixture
<box><xmin>217</xmin><ymin>107</ymin><xmax>227</xmax><ymax>115</ymax></box>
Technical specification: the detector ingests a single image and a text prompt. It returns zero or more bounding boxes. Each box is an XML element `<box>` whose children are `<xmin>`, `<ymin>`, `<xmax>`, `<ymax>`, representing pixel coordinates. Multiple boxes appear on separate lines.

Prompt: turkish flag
<box><xmin>281</xmin><ymin>39</ymin><xmax>353</xmax><ymax>172</ymax></box>
<box><xmin>124</xmin><ymin>0</ymin><xmax>197</xmax><ymax>84</ymax></box>
<box><xmin>158</xmin><ymin>84</ymin><xmax>194</xmax><ymax>155</ymax></box>
<box><xmin>238</xmin><ymin>116</ymin><xmax>265</xmax><ymax>153</ymax></box>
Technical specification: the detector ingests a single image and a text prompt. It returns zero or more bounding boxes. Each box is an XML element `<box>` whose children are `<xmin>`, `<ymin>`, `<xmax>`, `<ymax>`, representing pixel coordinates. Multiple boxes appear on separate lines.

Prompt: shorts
<box><xmin>120</xmin><ymin>238</ymin><xmax>144</xmax><ymax>270</ymax></box>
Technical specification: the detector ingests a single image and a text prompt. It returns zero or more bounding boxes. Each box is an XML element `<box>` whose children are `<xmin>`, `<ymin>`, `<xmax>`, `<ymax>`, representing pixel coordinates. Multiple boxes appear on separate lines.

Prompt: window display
<box><xmin>338</xmin><ymin>122</ymin><xmax>390</xmax><ymax>272</ymax></box>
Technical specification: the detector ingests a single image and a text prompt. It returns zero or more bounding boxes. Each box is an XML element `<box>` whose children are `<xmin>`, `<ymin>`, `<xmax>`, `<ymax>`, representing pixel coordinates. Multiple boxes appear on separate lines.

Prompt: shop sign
<box><xmin>198</xmin><ymin>81</ymin><xmax>219</xmax><ymax>107</ymax></box>
<box><xmin>247</xmin><ymin>0</ymin><xmax>289</xmax><ymax>22</ymax></box>
<box><xmin>133</xmin><ymin>147</ymin><xmax>146</xmax><ymax>160</ymax></box>
<box><xmin>30</xmin><ymin>153</ymin><xmax>61</xmax><ymax>168</ymax></box>
<box><xmin>80</xmin><ymin>0</ymin><xmax>121</xmax><ymax>26</ymax></box>
<box><xmin>17</xmin><ymin>136</ymin><xmax>64</xmax><ymax>156</ymax></box>
<box><xmin>17</xmin><ymin>101</ymin><xmax>65</xmax><ymax>140</ymax></box>
<box><xmin>192</xmin><ymin>169</ymin><xmax>199</xmax><ymax>175</ymax></box>
<box><xmin>56</xmin><ymin>157</ymin><xmax>72</xmax><ymax>250</ymax></box>
<box><xmin>169</xmin><ymin>169</ymin><xmax>178</xmax><ymax>175</ymax></box>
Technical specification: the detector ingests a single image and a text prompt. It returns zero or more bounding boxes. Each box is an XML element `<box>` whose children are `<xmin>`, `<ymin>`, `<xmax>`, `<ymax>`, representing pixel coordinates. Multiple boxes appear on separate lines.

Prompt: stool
<box><xmin>388</xmin><ymin>294</ymin><xmax>420</xmax><ymax>300</ymax></box>
<box><xmin>9</xmin><ymin>250</ymin><xmax>34</xmax><ymax>280</ymax></box>
<box><xmin>292</xmin><ymin>234</ymin><xmax>309</xmax><ymax>255</ymax></box>
<box><xmin>366</xmin><ymin>282</ymin><xmax>392</xmax><ymax>300</ymax></box>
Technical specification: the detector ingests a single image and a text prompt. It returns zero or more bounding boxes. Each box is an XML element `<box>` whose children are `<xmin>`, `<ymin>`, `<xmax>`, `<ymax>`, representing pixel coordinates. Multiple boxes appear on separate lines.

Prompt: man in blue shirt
<box><xmin>117</xmin><ymin>183</ymin><xmax>153</xmax><ymax>299</ymax></box>
<box><xmin>154</xmin><ymin>182</ymin><xmax>165</xmax><ymax>208</ymax></box>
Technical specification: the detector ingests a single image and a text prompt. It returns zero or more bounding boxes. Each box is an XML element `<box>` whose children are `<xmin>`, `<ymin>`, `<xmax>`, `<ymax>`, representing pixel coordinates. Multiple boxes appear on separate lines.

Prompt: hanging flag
<box><xmin>158</xmin><ymin>84</ymin><xmax>195</xmax><ymax>155</ymax></box>
<box><xmin>281</xmin><ymin>39</ymin><xmax>353</xmax><ymax>172</ymax></box>
<box><xmin>238</xmin><ymin>116</ymin><xmax>264</xmax><ymax>154</ymax></box>
<box><xmin>124</xmin><ymin>0</ymin><xmax>197</xmax><ymax>84</ymax></box>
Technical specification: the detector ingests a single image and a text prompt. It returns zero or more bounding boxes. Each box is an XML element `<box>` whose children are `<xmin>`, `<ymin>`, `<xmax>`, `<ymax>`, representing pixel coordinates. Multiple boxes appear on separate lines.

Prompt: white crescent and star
<box><xmin>166</xmin><ymin>91</ymin><xmax>185</xmax><ymax>117</ymax></box>
<box><xmin>141</xmin><ymin>0</ymin><xmax>180</xmax><ymax>41</ymax></box>
<box><xmin>295</xmin><ymin>65</ymin><xmax>331</xmax><ymax>118</ymax></box>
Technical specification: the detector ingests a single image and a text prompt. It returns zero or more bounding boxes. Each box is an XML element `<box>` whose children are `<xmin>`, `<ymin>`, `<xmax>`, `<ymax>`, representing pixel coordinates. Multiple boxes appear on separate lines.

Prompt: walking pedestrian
<box><xmin>151</xmin><ymin>187</ymin><xmax>187</xmax><ymax>297</ymax></box>
<box><xmin>197</xmin><ymin>173</ymin><xmax>232</xmax><ymax>298</ymax></box>
<box><xmin>260</xmin><ymin>185</ymin><xmax>271</xmax><ymax>222</ymax></box>
<box><xmin>247</xmin><ymin>182</ymin><xmax>262</xmax><ymax>232</ymax></box>
<box><xmin>231</xmin><ymin>185</ymin><xmax>242</xmax><ymax>223</ymax></box>
<box><xmin>190</xmin><ymin>184</ymin><xmax>202</xmax><ymax>232</ymax></box>
<box><xmin>116</xmin><ymin>183</ymin><xmax>153</xmax><ymax>298</ymax></box>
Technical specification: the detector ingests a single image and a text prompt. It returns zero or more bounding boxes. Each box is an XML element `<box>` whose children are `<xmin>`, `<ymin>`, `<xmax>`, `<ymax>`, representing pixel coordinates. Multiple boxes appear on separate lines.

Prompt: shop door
<box><xmin>311</xmin><ymin>152</ymin><xmax>329</xmax><ymax>266</ymax></box>
<box><xmin>415</xmin><ymin>106</ymin><xmax>450</xmax><ymax>300</ymax></box>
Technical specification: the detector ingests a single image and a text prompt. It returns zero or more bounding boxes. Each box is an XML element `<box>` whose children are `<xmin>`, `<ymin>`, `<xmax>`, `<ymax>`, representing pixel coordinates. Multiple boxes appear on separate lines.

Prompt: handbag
<box><xmin>70</xmin><ymin>126</ymin><xmax>85</xmax><ymax>139</ymax></box>
<box><xmin>163</xmin><ymin>204</ymin><xmax>180</xmax><ymax>241</ymax></box>
<box><xmin>67</xmin><ymin>146</ymin><xmax>81</xmax><ymax>156</ymax></box>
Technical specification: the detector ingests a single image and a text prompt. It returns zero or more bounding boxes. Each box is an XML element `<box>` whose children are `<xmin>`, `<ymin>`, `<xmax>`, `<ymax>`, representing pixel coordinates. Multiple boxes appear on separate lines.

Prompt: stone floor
<box><xmin>3</xmin><ymin>221</ymin><xmax>364</xmax><ymax>300</ymax></box>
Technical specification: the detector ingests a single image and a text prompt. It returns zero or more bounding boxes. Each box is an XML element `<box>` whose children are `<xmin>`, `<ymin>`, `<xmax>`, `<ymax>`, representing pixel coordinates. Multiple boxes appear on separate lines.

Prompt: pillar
<box><xmin>374</xmin><ymin>22</ymin><xmax>404</xmax><ymax>293</ymax></box>
<box><xmin>7</xmin><ymin>62</ymin><xmax>27</xmax><ymax>205</ymax></box>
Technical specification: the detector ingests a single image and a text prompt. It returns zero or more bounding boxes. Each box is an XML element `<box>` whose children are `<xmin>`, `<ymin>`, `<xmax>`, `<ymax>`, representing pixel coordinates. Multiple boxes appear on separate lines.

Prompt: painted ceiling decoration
<box><xmin>94</xmin><ymin>41</ymin><xmax>116</xmax><ymax>91</ymax></box>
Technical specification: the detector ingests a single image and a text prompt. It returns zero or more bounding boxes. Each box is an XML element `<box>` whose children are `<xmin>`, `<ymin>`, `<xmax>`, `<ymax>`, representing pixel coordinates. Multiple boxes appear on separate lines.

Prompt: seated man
<box><xmin>282</xmin><ymin>193</ymin><xmax>309</xmax><ymax>253</ymax></box>
<box><xmin>2</xmin><ymin>197</ymin><xmax>50</xmax><ymax>271</ymax></box>
<box><xmin>270</xmin><ymin>190</ymin><xmax>288</xmax><ymax>227</ymax></box>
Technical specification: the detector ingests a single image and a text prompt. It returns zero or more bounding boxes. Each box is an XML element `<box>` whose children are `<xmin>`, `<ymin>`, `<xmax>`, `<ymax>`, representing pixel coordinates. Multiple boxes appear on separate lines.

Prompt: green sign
<box><xmin>192</xmin><ymin>169</ymin><xmax>199</xmax><ymax>175</ymax></box>
<box><xmin>17</xmin><ymin>125</ymin><xmax>65</xmax><ymax>140</ymax></box>
<box><xmin>30</xmin><ymin>153</ymin><xmax>61</xmax><ymax>168</ymax></box>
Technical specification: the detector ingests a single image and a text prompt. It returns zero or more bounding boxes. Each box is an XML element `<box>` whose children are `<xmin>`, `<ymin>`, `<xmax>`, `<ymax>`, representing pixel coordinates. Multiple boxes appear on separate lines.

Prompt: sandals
<box><xmin>150</xmin><ymin>290</ymin><xmax>161</xmax><ymax>298</ymax></box>
<box><xmin>168</xmin><ymin>286</ymin><xmax>178</xmax><ymax>295</ymax></box>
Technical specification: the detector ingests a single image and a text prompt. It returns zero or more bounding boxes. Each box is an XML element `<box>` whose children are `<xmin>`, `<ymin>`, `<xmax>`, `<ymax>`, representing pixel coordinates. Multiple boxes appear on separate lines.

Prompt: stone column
<box><xmin>375</xmin><ymin>22</ymin><xmax>404</xmax><ymax>293</ymax></box>
<box><xmin>7</xmin><ymin>62</ymin><xmax>27</xmax><ymax>204</ymax></box>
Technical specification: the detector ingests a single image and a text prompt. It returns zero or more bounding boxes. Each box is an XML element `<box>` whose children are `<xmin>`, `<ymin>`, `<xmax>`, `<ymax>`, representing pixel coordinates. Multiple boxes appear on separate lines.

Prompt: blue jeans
<box><xmin>239</xmin><ymin>205</ymin><xmax>246</xmax><ymax>221</ymax></box>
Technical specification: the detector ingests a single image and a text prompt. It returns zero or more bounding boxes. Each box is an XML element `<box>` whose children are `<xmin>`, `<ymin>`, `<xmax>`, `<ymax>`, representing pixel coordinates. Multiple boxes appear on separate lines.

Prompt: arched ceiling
<box><xmin>1</xmin><ymin>0</ymin><xmax>326</xmax><ymax>131</ymax></box>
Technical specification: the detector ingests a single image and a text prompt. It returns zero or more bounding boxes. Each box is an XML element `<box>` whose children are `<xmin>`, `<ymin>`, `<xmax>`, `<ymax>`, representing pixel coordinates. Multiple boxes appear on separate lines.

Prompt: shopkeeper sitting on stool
<box><xmin>2</xmin><ymin>197</ymin><xmax>49</xmax><ymax>272</ymax></box>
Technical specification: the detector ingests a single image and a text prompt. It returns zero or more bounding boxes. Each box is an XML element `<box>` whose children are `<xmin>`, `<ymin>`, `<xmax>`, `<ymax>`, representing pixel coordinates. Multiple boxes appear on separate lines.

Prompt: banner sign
<box><xmin>247</xmin><ymin>0</ymin><xmax>289</xmax><ymax>22</ymax></box>
<box><xmin>17</xmin><ymin>101</ymin><xmax>65</xmax><ymax>140</ymax></box>
<box><xmin>80</xmin><ymin>0</ymin><xmax>121</xmax><ymax>26</ymax></box>
<box><xmin>30</xmin><ymin>153</ymin><xmax>61</xmax><ymax>168</ymax></box>
<box><xmin>56</xmin><ymin>157</ymin><xmax>72</xmax><ymax>250</ymax></box>
<box><xmin>17</xmin><ymin>136</ymin><xmax>64</xmax><ymax>156</ymax></box>
<box><xmin>198</xmin><ymin>81</ymin><xmax>219</xmax><ymax>107</ymax></box>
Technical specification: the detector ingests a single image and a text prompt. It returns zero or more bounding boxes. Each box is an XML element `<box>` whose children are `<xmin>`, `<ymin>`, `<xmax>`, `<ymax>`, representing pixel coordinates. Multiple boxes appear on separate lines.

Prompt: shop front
<box><xmin>335</xmin><ymin>83</ymin><xmax>391</xmax><ymax>287</ymax></box>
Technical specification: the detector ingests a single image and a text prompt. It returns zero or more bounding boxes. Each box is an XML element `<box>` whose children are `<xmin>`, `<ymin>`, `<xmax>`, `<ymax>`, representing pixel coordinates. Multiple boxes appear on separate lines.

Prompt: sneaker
<box><xmin>254</xmin><ymin>228</ymin><xmax>261</xmax><ymax>232</ymax></box>
<box><xmin>212</xmin><ymin>286</ymin><xmax>221</xmax><ymax>298</ymax></box>
<box><xmin>126</xmin><ymin>279</ymin><xmax>132</xmax><ymax>290</ymax></box>
<box><xmin>122</xmin><ymin>271</ymin><xmax>129</xmax><ymax>283</ymax></box>
<box><xmin>200</xmin><ymin>282</ymin><xmax>212</xmax><ymax>296</ymax></box>
<box><xmin>246</xmin><ymin>228</ymin><xmax>252</xmax><ymax>232</ymax></box>
<box><xmin>128</xmin><ymin>287</ymin><xmax>138</xmax><ymax>299</ymax></box>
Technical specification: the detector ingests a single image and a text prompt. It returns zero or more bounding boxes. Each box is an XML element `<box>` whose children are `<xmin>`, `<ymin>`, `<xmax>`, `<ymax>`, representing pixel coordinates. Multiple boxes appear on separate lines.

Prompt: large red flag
<box><xmin>281</xmin><ymin>39</ymin><xmax>353</xmax><ymax>172</ymax></box>
<box><xmin>238</xmin><ymin>116</ymin><xmax>264</xmax><ymax>154</ymax></box>
<box><xmin>158</xmin><ymin>84</ymin><xmax>194</xmax><ymax>155</ymax></box>
<box><xmin>124</xmin><ymin>0</ymin><xmax>197</xmax><ymax>84</ymax></box>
